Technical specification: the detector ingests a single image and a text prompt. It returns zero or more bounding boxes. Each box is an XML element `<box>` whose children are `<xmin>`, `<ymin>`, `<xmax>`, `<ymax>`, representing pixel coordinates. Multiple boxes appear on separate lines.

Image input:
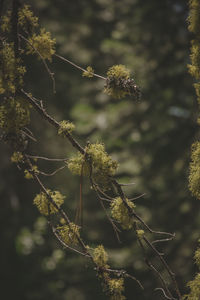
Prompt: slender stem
<box><xmin>27</xmin><ymin>154</ymin><xmax>67</xmax><ymax>161</ymax></box>
<box><xmin>21</xmin><ymin>89</ymin><xmax>85</xmax><ymax>154</ymax></box>
<box><xmin>54</xmin><ymin>53</ymin><xmax>107</xmax><ymax>80</ymax></box>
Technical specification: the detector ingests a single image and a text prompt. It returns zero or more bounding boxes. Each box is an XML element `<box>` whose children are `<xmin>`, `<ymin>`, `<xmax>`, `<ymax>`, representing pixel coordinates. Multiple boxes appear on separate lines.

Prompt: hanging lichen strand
<box><xmin>188</xmin><ymin>0</ymin><xmax>200</xmax><ymax>200</ymax></box>
<box><xmin>0</xmin><ymin>2</ymin><xmax>182</xmax><ymax>300</ymax></box>
<box><xmin>184</xmin><ymin>1</ymin><xmax>200</xmax><ymax>299</ymax></box>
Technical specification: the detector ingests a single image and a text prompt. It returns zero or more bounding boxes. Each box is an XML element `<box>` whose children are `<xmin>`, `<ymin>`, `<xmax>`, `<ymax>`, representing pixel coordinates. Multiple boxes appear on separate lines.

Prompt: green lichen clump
<box><xmin>11</xmin><ymin>151</ymin><xmax>24</xmax><ymax>163</ymax></box>
<box><xmin>24</xmin><ymin>165</ymin><xmax>39</xmax><ymax>179</ymax></box>
<box><xmin>110</xmin><ymin>197</ymin><xmax>135</xmax><ymax>230</ymax></box>
<box><xmin>136</xmin><ymin>229</ymin><xmax>145</xmax><ymax>239</ymax></box>
<box><xmin>33</xmin><ymin>190</ymin><xmax>65</xmax><ymax>215</ymax></box>
<box><xmin>56</xmin><ymin>223</ymin><xmax>80</xmax><ymax>246</ymax></box>
<box><xmin>93</xmin><ymin>245</ymin><xmax>109</xmax><ymax>268</ymax></box>
<box><xmin>188</xmin><ymin>0</ymin><xmax>200</xmax><ymax>104</ymax></box>
<box><xmin>0</xmin><ymin>42</ymin><xmax>26</xmax><ymax>95</ymax></box>
<box><xmin>26</xmin><ymin>28</ymin><xmax>56</xmax><ymax>61</ymax></box>
<box><xmin>188</xmin><ymin>40</ymin><xmax>200</xmax><ymax>80</ymax></box>
<box><xmin>0</xmin><ymin>97</ymin><xmax>30</xmax><ymax>133</ymax></box>
<box><xmin>67</xmin><ymin>142</ymin><xmax>118</xmax><ymax>189</ymax></box>
<box><xmin>1</xmin><ymin>5</ymin><xmax>38</xmax><ymax>33</ymax></box>
<box><xmin>82</xmin><ymin>66</ymin><xmax>94</xmax><ymax>78</ymax></box>
<box><xmin>93</xmin><ymin>245</ymin><xmax>126</xmax><ymax>300</ymax></box>
<box><xmin>194</xmin><ymin>247</ymin><xmax>200</xmax><ymax>268</ymax></box>
<box><xmin>18</xmin><ymin>4</ymin><xmax>39</xmax><ymax>31</ymax></box>
<box><xmin>188</xmin><ymin>142</ymin><xmax>200</xmax><ymax>199</ymax></box>
<box><xmin>183</xmin><ymin>273</ymin><xmax>200</xmax><ymax>300</ymax></box>
<box><xmin>108</xmin><ymin>278</ymin><xmax>125</xmax><ymax>300</ymax></box>
<box><xmin>58</xmin><ymin>120</ymin><xmax>75</xmax><ymax>136</ymax></box>
<box><xmin>188</xmin><ymin>0</ymin><xmax>200</xmax><ymax>36</ymax></box>
<box><xmin>182</xmin><ymin>245</ymin><xmax>200</xmax><ymax>300</ymax></box>
<box><xmin>104</xmin><ymin>65</ymin><xmax>140</xmax><ymax>100</ymax></box>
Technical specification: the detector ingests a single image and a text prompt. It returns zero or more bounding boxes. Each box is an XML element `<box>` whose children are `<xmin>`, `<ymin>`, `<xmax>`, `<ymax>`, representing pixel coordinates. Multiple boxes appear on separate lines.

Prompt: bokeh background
<box><xmin>1</xmin><ymin>0</ymin><xmax>199</xmax><ymax>299</ymax></box>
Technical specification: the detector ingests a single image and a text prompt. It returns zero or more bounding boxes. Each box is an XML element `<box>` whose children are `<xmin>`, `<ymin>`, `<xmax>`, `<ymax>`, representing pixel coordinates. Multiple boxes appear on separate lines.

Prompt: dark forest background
<box><xmin>0</xmin><ymin>0</ymin><xmax>199</xmax><ymax>299</ymax></box>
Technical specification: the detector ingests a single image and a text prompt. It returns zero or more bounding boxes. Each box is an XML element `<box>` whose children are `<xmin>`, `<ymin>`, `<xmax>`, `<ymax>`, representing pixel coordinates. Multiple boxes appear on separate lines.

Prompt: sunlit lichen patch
<box><xmin>33</xmin><ymin>190</ymin><xmax>65</xmax><ymax>215</ymax></box>
<box><xmin>67</xmin><ymin>142</ymin><xmax>118</xmax><ymax>189</ymax></box>
<box><xmin>56</xmin><ymin>223</ymin><xmax>80</xmax><ymax>246</ymax></box>
<box><xmin>93</xmin><ymin>245</ymin><xmax>109</xmax><ymax>268</ymax></box>
<box><xmin>110</xmin><ymin>197</ymin><xmax>135</xmax><ymax>230</ymax></box>
<box><xmin>104</xmin><ymin>65</ymin><xmax>140</xmax><ymax>100</ymax></box>
<box><xmin>26</xmin><ymin>28</ymin><xmax>56</xmax><ymax>61</ymax></box>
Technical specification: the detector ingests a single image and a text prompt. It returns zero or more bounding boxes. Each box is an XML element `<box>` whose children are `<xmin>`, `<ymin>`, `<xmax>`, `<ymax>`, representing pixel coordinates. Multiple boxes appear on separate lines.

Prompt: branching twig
<box><xmin>39</xmin><ymin>165</ymin><xmax>66</xmax><ymax>176</ymax></box>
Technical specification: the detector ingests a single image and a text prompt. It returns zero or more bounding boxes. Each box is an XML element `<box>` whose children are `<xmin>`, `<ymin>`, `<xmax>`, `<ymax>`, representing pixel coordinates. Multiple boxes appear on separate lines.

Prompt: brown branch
<box><xmin>39</xmin><ymin>165</ymin><xmax>66</xmax><ymax>177</ymax></box>
<box><xmin>27</xmin><ymin>154</ymin><xmax>67</xmax><ymax>162</ymax></box>
<box><xmin>21</xmin><ymin>89</ymin><xmax>85</xmax><ymax>154</ymax></box>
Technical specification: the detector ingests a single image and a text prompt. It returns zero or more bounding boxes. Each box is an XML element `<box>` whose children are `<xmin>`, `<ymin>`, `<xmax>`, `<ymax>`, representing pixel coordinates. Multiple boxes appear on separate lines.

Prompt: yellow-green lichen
<box><xmin>58</xmin><ymin>120</ymin><xmax>75</xmax><ymax>136</ymax></box>
<box><xmin>67</xmin><ymin>142</ymin><xmax>118</xmax><ymax>189</ymax></box>
<box><xmin>136</xmin><ymin>229</ymin><xmax>145</xmax><ymax>239</ymax></box>
<box><xmin>26</xmin><ymin>28</ymin><xmax>56</xmax><ymax>61</ymax></box>
<box><xmin>11</xmin><ymin>151</ymin><xmax>24</xmax><ymax>163</ymax></box>
<box><xmin>18</xmin><ymin>5</ymin><xmax>39</xmax><ymax>30</ymax></box>
<box><xmin>108</xmin><ymin>278</ymin><xmax>125</xmax><ymax>300</ymax></box>
<box><xmin>93</xmin><ymin>245</ymin><xmax>109</xmax><ymax>268</ymax></box>
<box><xmin>82</xmin><ymin>66</ymin><xmax>94</xmax><ymax>78</ymax></box>
<box><xmin>0</xmin><ymin>97</ymin><xmax>30</xmax><ymax>133</ymax></box>
<box><xmin>182</xmin><ymin>273</ymin><xmax>200</xmax><ymax>300</ymax></box>
<box><xmin>24</xmin><ymin>165</ymin><xmax>39</xmax><ymax>179</ymax></box>
<box><xmin>188</xmin><ymin>0</ymin><xmax>200</xmax><ymax>36</ymax></box>
<box><xmin>189</xmin><ymin>142</ymin><xmax>200</xmax><ymax>199</ymax></box>
<box><xmin>0</xmin><ymin>42</ymin><xmax>26</xmax><ymax>95</ymax></box>
<box><xmin>1</xmin><ymin>10</ymin><xmax>11</xmax><ymax>32</ymax></box>
<box><xmin>110</xmin><ymin>197</ymin><xmax>135</xmax><ymax>230</ymax></box>
<box><xmin>56</xmin><ymin>223</ymin><xmax>80</xmax><ymax>246</ymax></box>
<box><xmin>33</xmin><ymin>190</ymin><xmax>65</xmax><ymax>215</ymax></box>
<box><xmin>194</xmin><ymin>247</ymin><xmax>200</xmax><ymax>269</ymax></box>
<box><xmin>188</xmin><ymin>41</ymin><xmax>200</xmax><ymax>80</ymax></box>
<box><xmin>104</xmin><ymin>65</ymin><xmax>140</xmax><ymax>100</ymax></box>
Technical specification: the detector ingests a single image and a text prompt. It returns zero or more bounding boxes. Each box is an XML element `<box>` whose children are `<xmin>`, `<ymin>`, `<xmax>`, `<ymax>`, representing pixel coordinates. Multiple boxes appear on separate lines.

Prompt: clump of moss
<box><xmin>56</xmin><ymin>223</ymin><xmax>80</xmax><ymax>246</ymax></box>
<box><xmin>18</xmin><ymin>4</ymin><xmax>39</xmax><ymax>31</ymax></box>
<box><xmin>194</xmin><ymin>247</ymin><xmax>200</xmax><ymax>269</ymax></box>
<box><xmin>108</xmin><ymin>278</ymin><xmax>125</xmax><ymax>300</ymax></box>
<box><xmin>58</xmin><ymin>120</ymin><xmax>75</xmax><ymax>136</ymax></box>
<box><xmin>82</xmin><ymin>66</ymin><xmax>94</xmax><ymax>78</ymax></box>
<box><xmin>182</xmin><ymin>273</ymin><xmax>200</xmax><ymax>300</ymax></box>
<box><xmin>93</xmin><ymin>245</ymin><xmax>109</xmax><ymax>268</ymax></box>
<box><xmin>67</xmin><ymin>142</ymin><xmax>118</xmax><ymax>189</ymax></box>
<box><xmin>0</xmin><ymin>42</ymin><xmax>26</xmax><ymax>95</ymax></box>
<box><xmin>24</xmin><ymin>165</ymin><xmax>39</xmax><ymax>179</ymax></box>
<box><xmin>104</xmin><ymin>65</ymin><xmax>140</xmax><ymax>100</ymax></box>
<box><xmin>11</xmin><ymin>151</ymin><xmax>24</xmax><ymax>163</ymax></box>
<box><xmin>110</xmin><ymin>197</ymin><xmax>135</xmax><ymax>230</ymax></box>
<box><xmin>189</xmin><ymin>142</ymin><xmax>200</xmax><ymax>199</ymax></box>
<box><xmin>33</xmin><ymin>190</ymin><xmax>65</xmax><ymax>215</ymax></box>
<box><xmin>0</xmin><ymin>97</ymin><xmax>30</xmax><ymax>133</ymax></box>
<box><xmin>26</xmin><ymin>28</ymin><xmax>56</xmax><ymax>61</ymax></box>
<box><xmin>188</xmin><ymin>0</ymin><xmax>200</xmax><ymax>36</ymax></box>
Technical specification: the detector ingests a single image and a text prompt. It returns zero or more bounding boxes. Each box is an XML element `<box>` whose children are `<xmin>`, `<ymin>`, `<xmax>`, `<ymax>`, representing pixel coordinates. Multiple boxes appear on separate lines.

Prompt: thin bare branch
<box><xmin>39</xmin><ymin>165</ymin><xmax>66</xmax><ymax>176</ymax></box>
<box><xmin>54</xmin><ymin>53</ymin><xmax>107</xmax><ymax>80</ymax></box>
<box><xmin>27</xmin><ymin>154</ymin><xmax>68</xmax><ymax>161</ymax></box>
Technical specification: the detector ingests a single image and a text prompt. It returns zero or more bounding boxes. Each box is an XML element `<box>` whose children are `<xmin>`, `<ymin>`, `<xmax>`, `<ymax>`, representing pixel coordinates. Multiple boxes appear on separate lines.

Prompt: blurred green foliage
<box><xmin>0</xmin><ymin>0</ymin><xmax>199</xmax><ymax>299</ymax></box>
